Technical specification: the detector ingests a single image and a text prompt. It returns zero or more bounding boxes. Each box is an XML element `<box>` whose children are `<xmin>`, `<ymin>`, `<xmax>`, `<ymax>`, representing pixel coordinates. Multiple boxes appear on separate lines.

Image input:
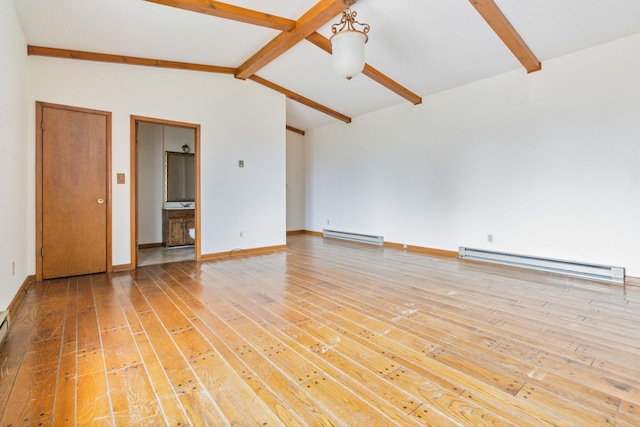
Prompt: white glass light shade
<box><xmin>330</xmin><ymin>30</ymin><xmax>367</xmax><ymax>80</ymax></box>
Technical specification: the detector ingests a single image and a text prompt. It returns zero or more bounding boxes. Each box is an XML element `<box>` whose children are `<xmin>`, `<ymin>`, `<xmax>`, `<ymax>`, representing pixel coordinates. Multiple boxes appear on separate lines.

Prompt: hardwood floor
<box><xmin>1</xmin><ymin>234</ymin><xmax>639</xmax><ymax>426</ymax></box>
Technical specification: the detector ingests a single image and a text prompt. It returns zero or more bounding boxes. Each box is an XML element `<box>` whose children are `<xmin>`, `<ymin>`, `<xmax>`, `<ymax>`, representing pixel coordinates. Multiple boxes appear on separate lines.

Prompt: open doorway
<box><xmin>131</xmin><ymin>116</ymin><xmax>200</xmax><ymax>267</ymax></box>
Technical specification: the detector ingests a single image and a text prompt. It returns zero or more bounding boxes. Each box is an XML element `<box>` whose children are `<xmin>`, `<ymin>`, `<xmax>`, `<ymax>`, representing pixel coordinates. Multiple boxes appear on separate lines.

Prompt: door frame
<box><xmin>36</xmin><ymin>101</ymin><xmax>113</xmax><ymax>281</ymax></box>
<box><xmin>130</xmin><ymin>115</ymin><xmax>201</xmax><ymax>268</ymax></box>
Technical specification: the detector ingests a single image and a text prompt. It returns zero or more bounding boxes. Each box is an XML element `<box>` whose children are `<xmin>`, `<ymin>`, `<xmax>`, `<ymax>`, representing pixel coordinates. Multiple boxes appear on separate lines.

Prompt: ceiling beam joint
<box><xmin>235</xmin><ymin>0</ymin><xmax>358</xmax><ymax>80</ymax></box>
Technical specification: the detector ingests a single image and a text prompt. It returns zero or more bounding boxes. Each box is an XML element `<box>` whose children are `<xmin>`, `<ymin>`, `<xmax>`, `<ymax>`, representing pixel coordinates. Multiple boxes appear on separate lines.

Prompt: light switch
<box><xmin>117</xmin><ymin>173</ymin><xmax>126</xmax><ymax>184</ymax></box>
<box><xmin>239</xmin><ymin>160</ymin><xmax>244</xmax><ymax>168</ymax></box>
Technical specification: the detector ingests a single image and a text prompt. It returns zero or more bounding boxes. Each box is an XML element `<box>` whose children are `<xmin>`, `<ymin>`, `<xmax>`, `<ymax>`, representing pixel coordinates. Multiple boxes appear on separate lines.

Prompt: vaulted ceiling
<box><xmin>14</xmin><ymin>0</ymin><xmax>640</xmax><ymax>133</ymax></box>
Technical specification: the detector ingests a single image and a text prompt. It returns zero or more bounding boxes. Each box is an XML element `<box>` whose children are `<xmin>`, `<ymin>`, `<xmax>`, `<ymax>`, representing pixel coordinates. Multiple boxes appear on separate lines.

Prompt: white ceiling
<box><xmin>14</xmin><ymin>0</ymin><xmax>640</xmax><ymax>131</ymax></box>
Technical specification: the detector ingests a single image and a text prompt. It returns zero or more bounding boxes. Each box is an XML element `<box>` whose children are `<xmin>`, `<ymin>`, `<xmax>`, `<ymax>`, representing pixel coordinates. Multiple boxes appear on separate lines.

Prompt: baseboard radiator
<box><xmin>0</xmin><ymin>311</ymin><xmax>9</xmax><ymax>346</ymax></box>
<box><xmin>459</xmin><ymin>247</ymin><xmax>625</xmax><ymax>284</ymax></box>
<box><xmin>323</xmin><ymin>229</ymin><xmax>384</xmax><ymax>245</ymax></box>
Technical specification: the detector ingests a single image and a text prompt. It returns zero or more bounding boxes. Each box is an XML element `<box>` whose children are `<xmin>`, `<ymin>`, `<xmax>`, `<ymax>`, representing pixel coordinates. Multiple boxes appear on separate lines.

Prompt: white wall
<box><xmin>305</xmin><ymin>34</ymin><xmax>640</xmax><ymax>277</ymax></box>
<box><xmin>286</xmin><ymin>131</ymin><xmax>305</xmax><ymax>231</ymax></box>
<box><xmin>28</xmin><ymin>57</ymin><xmax>286</xmax><ymax>267</ymax></box>
<box><xmin>137</xmin><ymin>122</ymin><xmax>164</xmax><ymax>245</ymax></box>
<box><xmin>164</xmin><ymin>125</ymin><xmax>194</xmax><ymax>153</ymax></box>
<box><xmin>0</xmin><ymin>0</ymin><xmax>29</xmax><ymax>309</ymax></box>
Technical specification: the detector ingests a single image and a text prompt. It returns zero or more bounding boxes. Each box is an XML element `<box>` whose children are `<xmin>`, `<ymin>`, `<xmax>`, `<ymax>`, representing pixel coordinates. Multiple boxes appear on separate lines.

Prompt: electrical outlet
<box><xmin>487</xmin><ymin>234</ymin><xmax>493</xmax><ymax>243</ymax></box>
<box><xmin>117</xmin><ymin>173</ymin><xmax>125</xmax><ymax>184</ymax></box>
<box><xmin>239</xmin><ymin>160</ymin><xmax>244</xmax><ymax>168</ymax></box>
<box><xmin>327</xmin><ymin>219</ymin><xmax>330</xmax><ymax>225</ymax></box>
<box><xmin>240</xmin><ymin>231</ymin><xmax>244</xmax><ymax>237</ymax></box>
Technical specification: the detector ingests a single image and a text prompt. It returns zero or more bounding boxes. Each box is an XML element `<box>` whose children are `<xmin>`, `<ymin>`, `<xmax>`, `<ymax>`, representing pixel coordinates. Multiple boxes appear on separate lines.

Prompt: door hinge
<box><xmin>40</xmin><ymin>120</ymin><xmax>44</xmax><ymax>130</ymax></box>
<box><xmin>40</xmin><ymin>247</ymin><xmax>43</xmax><ymax>257</ymax></box>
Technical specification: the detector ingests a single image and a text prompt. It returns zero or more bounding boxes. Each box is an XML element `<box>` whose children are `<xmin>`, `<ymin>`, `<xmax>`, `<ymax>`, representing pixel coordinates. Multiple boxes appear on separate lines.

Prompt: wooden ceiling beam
<box><xmin>144</xmin><ymin>0</ymin><xmax>296</xmax><ymax>31</ymax></box>
<box><xmin>306</xmin><ymin>32</ymin><xmax>422</xmax><ymax>105</ymax></box>
<box><xmin>363</xmin><ymin>65</ymin><xmax>422</xmax><ymax>105</ymax></box>
<box><xmin>304</xmin><ymin>32</ymin><xmax>332</xmax><ymax>53</ymax></box>
<box><xmin>27</xmin><ymin>45</ymin><xmax>236</xmax><ymax>74</ymax></box>
<box><xmin>469</xmin><ymin>0</ymin><xmax>541</xmax><ymax>73</ymax></box>
<box><xmin>286</xmin><ymin>125</ymin><xmax>306</xmax><ymax>136</ymax></box>
<box><xmin>28</xmin><ymin>45</ymin><xmax>347</xmax><ymax>124</ymax></box>
<box><xmin>250</xmin><ymin>75</ymin><xmax>351</xmax><ymax>124</ymax></box>
<box><xmin>236</xmin><ymin>0</ymin><xmax>358</xmax><ymax>80</ymax></box>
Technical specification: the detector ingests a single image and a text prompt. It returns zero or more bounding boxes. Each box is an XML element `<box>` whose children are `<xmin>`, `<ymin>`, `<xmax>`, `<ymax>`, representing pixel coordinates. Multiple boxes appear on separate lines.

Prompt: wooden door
<box><xmin>38</xmin><ymin>103</ymin><xmax>111</xmax><ymax>279</ymax></box>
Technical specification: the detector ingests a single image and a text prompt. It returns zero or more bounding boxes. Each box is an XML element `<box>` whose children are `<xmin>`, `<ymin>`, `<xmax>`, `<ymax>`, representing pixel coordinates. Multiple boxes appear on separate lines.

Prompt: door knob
<box><xmin>97</xmin><ymin>198</ymin><xmax>105</xmax><ymax>204</ymax></box>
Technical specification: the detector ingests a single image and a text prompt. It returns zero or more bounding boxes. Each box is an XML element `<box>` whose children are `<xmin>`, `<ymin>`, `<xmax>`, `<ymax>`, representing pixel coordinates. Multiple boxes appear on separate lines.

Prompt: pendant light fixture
<box><xmin>330</xmin><ymin>0</ymin><xmax>370</xmax><ymax>80</ymax></box>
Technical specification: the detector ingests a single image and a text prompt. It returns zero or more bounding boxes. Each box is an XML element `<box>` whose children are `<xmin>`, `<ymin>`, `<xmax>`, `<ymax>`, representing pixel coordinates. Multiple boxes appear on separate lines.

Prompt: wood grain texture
<box><xmin>6</xmin><ymin>275</ymin><xmax>34</xmax><ymax>323</ymax></box>
<box><xmin>286</xmin><ymin>125</ymin><xmax>306</xmax><ymax>136</ymax></box>
<box><xmin>37</xmin><ymin>103</ymin><xmax>112</xmax><ymax>279</ymax></box>
<box><xmin>145</xmin><ymin>0</ymin><xmax>296</xmax><ymax>31</ymax></box>
<box><xmin>468</xmin><ymin>0</ymin><xmax>541</xmax><ymax>73</ymax></box>
<box><xmin>236</xmin><ymin>0</ymin><xmax>358</xmax><ymax>79</ymax></box>
<box><xmin>306</xmin><ymin>31</ymin><xmax>423</xmax><ymax>105</ymax></box>
<box><xmin>0</xmin><ymin>235</ymin><xmax>638</xmax><ymax>425</ymax></box>
<box><xmin>200</xmin><ymin>244</ymin><xmax>288</xmax><ymax>260</ymax></box>
<box><xmin>250</xmin><ymin>75</ymin><xmax>352</xmax><ymax>124</ymax></box>
<box><xmin>28</xmin><ymin>45</ymin><xmax>236</xmax><ymax>75</ymax></box>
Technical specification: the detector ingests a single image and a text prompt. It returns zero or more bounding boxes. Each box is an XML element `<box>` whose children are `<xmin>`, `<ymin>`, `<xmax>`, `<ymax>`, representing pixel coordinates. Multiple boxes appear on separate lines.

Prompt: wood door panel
<box><xmin>42</xmin><ymin>106</ymin><xmax>108</xmax><ymax>279</ymax></box>
<box><xmin>168</xmin><ymin>220</ymin><xmax>185</xmax><ymax>246</ymax></box>
<box><xmin>184</xmin><ymin>218</ymin><xmax>195</xmax><ymax>245</ymax></box>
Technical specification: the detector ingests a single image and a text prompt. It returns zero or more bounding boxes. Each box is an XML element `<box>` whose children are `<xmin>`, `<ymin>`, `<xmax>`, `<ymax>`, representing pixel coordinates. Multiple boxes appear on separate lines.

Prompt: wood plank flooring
<box><xmin>1</xmin><ymin>234</ymin><xmax>639</xmax><ymax>426</ymax></box>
